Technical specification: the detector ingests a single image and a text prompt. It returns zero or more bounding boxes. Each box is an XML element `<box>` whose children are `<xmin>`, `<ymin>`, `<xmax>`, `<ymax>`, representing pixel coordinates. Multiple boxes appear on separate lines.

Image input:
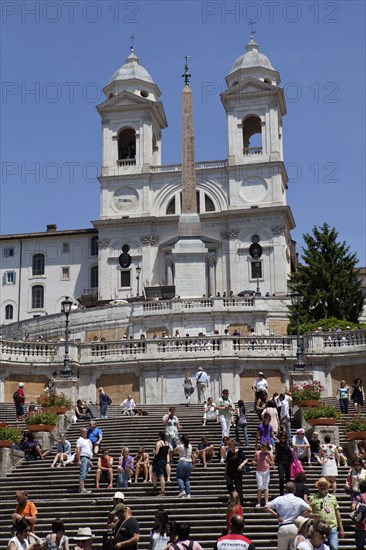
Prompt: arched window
<box><xmin>90</xmin><ymin>265</ymin><xmax>98</xmax><ymax>289</ymax></box>
<box><xmin>242</xmin><ymin>116</ymin><xmax>262</xmax><ymax>154</ymax></box>
<box><xmin>205</xmin><ymin>195</ymin><xmax>215</xmax><ymax>212</ymax></box>
<box><xmin>118</xmin><ymin>128</ymin><xmax>136</xmax><ymax>160</ymax></box>
<box><xmin>5</xmin><ymin>304</ymin><xmax>13</xmax><ymax>320</ymax></box>
<box><xmin>32</xmin><ymin>253</ymin><xmax>45</xmax><ymax>276</ymax></box>
<box><xmin>165</xmin><ymin>192</ymin><xmax>216</xmax><ymax>216</ymax></box>
<box><xmin>32</xmin><ymin>285</ymin><xmax>44</xmax><ymax>309</ymax></box>
<box><xmin>90</xmin><ymin>236</ymin><xmax>99</xmax><ymax>256</ymax></box>
<box><xmin>166</xmin><ymin>197</ymin><xmax>176</xmax><ymax>215</ymax></box>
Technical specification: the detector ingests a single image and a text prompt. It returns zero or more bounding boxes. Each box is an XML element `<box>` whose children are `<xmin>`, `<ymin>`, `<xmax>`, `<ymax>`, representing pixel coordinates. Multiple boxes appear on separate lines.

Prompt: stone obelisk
<box><xmin>172</xmin><ymin>58</ymin><xmax>207</xmax><ymax>297</ymax></box>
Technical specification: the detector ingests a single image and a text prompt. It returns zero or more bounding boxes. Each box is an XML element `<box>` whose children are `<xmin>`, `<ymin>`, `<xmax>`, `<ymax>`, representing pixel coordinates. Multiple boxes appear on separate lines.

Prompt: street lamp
<box><xmin>60</xmin><ymin>296</ymin><xmax>73</xmax><ymax>376</ymax></box>
<box><xmin>291</xmin><ymin>291</ymin><xmax>305</xmax><ymax>370</ymax></box>
<box><xmin>136</xmin><ymin>265</ymin><xmax>142</xmax><ymax>300</ymax></box>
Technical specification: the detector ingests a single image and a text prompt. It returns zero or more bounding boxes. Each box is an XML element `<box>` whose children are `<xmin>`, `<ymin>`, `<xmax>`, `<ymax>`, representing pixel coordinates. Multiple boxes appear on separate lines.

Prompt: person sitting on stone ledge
<box><xmin>11</xmin><ymin>491</ymin><xmax>38</xmax><ymax>534</ymax></box>
<box><xmin>75</xmin><ymin>400</ymin><xmax>94</xmax><ymax>421</ymax></box>
<box><xmin>96</xmin><ymin>448</ymin><xmax>114</xmax><ymax>489</ymax></box>
<box><xmin>19</xmin><ymin>432</ymin><xmax>50</xmax><ymax>461</ymax></box>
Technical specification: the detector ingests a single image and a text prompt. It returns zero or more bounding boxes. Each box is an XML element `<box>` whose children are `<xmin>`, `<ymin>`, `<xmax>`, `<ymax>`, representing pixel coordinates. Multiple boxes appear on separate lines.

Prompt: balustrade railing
<box><xmin>156</xmin><ymin>337</ymin><xmax>221</xmax><ymax>353</ymax></box>
<box><xmin>1</xmin><ymin>329</ymin><xmax>365</xmax><ymax>363</ymax></box>
<box><xmin>232</xmin><ymin>337</ymin><xmax>291</xmax><ymax>351</ymax></box>
<box><xmin>243</xmin><ymin>146</ymin><xmax>263</xmax><ymax>156</ymax></box>
<box><xmin>0</xmin><ymin>340</ymin><xmax>58</xmax><ymax>357</ymax></box>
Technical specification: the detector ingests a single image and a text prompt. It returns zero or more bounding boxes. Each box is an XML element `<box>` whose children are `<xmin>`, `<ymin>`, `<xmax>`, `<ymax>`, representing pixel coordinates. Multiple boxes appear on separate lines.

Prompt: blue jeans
<box><xmin>235</xmin><ymin>424</ymin><xmax>249</xmax><ymax>445</ymax></box>
<box><xmin>79</xmin><ymin>456</ymin><xmax>91</xmax><ymax>481</ymax></box>
<box><xmin>100</xmin><ymin>403</ymin><xmax>108</xmax><ymax>418</ymax></box>
<box><xmin>176</xmin><ymin>461</ymin><xmax>192</xmax><ymax>495</ymax></box>
<box><xmin>327</xmin><ymin>527</ymin><xmax>339</xmax><ymax>550</ymax></box>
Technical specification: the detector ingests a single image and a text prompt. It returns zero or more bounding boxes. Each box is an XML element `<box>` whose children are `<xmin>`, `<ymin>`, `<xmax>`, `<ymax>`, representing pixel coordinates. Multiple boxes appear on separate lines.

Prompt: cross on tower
<box><xmin>182</xmin><ymin>55</ymin><xmax>191</xmax><ymax>85</ymax></box>
<box><xmin>248</xmin><ymin>20</ymin><xmax>256</xmax><ymax>37</ymax></box>
<box><xmin>129</xmin><ymin>34</ymin><xmax>135</xmax><ymax>51</ymax></box>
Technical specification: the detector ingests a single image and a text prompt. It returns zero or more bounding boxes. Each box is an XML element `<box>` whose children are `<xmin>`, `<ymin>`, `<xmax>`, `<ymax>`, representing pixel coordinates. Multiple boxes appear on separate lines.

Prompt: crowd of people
<box><xmin>7</xmin><ymin>372</ymin><xmax>366</xmax><ymax>550</ymax></box>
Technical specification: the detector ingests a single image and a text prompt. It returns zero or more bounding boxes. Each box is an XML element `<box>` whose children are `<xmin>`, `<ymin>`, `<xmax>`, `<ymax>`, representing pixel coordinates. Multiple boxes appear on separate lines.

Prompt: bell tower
<box><xmin>97</xmin><ymin>48</ymin><xmax>167</xmax><ymax>180</ymax></box>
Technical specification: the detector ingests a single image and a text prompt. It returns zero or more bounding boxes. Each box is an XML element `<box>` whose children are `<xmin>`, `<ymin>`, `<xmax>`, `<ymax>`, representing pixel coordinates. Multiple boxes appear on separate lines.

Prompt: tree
<box><xmin>288</xmin><ymin>223</ymin><xmax>364</xmax><ymax>327</ymax></box>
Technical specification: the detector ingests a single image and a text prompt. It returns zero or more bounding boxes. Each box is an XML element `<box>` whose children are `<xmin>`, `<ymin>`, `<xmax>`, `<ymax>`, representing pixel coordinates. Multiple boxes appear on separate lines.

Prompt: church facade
<box><xmin>1</xmin><ymin>36</ymin><xmax>296</xmax><ymax>326</ymax></box>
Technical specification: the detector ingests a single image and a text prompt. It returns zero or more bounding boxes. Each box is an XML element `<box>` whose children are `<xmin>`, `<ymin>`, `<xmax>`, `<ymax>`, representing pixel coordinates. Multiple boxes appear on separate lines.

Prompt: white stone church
<box><xmin>1</xmin><ymin>36</ymin><xmax>364</xmax><ymax>405</ymax></box>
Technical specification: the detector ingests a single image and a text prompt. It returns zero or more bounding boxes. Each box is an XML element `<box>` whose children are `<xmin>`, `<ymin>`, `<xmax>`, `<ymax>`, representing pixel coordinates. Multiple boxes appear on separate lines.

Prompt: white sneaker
<box><xmin>184</xmin><ymin>494</ymin><xmax>191</xmax><ymax>499</ymax></box>
<box><xmin>220</xmin><ymin>458</ymin><xmax>225</xmax><ymax>463</ymax></box>
<box><xmin>178</xmin><ymin>491</ymin><xmax>186</xmax><ymax>498</ymax></box>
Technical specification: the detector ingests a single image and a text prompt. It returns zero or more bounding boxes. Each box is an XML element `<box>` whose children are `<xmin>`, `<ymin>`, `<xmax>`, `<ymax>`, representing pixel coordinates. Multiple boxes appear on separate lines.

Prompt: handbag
<box><xmin>190</xmin><ymin>386</ymin><xmax>195</xmax><ymax>394</ymax></box>
<box><xmin>290</xmin><ymin>454</ymin><xmax>304</xmax><ymax>478</ymax></box>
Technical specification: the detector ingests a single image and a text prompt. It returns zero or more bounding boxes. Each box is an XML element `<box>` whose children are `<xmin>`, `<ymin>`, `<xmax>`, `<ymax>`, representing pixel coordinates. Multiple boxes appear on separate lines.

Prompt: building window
<box><xmin>32</xmin><ymin>253</ymin><xmax>45</xmax><ymax>276</ymax></box>
<box><xmin>118</xmin><ymin>128</ymin><xmax>136</xmax><ymax>160</ymax></box>
<box><xmin>3</xmin><ymin>271</ymin><xmax>16</xmax><ymax>284</ymax></box>
<box><xmin>62</xmin><ymin>243</ymin><xmax>70</xmax><ymax>253</ymax></box>
<box><xmin>32</xmin><ymin>285</ymin><xmax>44</xmax><ymax>309</ymax></box>
<box><xmin>90</xmin><ymin>236</ymin><xmax>99</xmax><ymax>256</ymax></box>
<box><xmin>251</xmin><ymin>261</ymin><xmax>263</xmax><ymax>279</ymax></box>
<box><xmin>5</xmin><ymin>304</ymin><xmax>14</xmax><ymax>320</ymax></box>
<box><xmin>61</xmin><ymin>267</ymin><xmax>70</xmax><ymax>280</ymax></box>
<box><xmin>120</xmin><ymin>271</ymin><xmax>131</xmax><ymax>288</ymax></box>
<box><xmin>90</xmin><ymin>265</ymin><xmax>98</xmax><ymax>288</ymax></box>
<box><xmin>3</xmin><ymin>247</ymin><xmax>15</xmax><ymax>257</ymax></box>
<box><xmin>242</xmin><ymin>115</ymin><xmax>262</xmax><ymax>153</ymax></box>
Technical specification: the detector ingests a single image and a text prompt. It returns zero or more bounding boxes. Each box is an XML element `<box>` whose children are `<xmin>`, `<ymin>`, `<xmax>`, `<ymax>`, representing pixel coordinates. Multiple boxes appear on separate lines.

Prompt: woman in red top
<box><xmin>226</xmin><ymin>490</ymin><xmax>243</xmax><ymax>530</ymax></box>
<box><xmin>96</xmin><ymin>448</ymin><xmax>113</xmax><ymax>489</ymax></box>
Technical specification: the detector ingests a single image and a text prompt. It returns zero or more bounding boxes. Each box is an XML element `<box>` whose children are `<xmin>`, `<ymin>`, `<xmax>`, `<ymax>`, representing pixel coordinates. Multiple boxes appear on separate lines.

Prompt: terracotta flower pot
<box><xmin>45</xmin><ymin>407</ymin><xmax>68</xmax><ymax>414</ymax></box>
<box><xmin>296</xmin><ymin>400</ymin><xmax>322</xmax><ymax>408</ymax></box>
<box><xmin>26</xmin><ymin>424</ymin><xmax>56</xmax><ymax>433</ymax></box>
<box><xmin>346</xmin><ymin>431</ymin><xmax>366</xmax><ymax>441</ymax></box>
<box><xmin>307</xmin><ymin>418</ymin><xmax>337</xmax><ymax>427</ymax></box>
<box><xmin>0</xmin><ymin>440</ymin><xmax>14</xmax><ymax>448</ymax></box>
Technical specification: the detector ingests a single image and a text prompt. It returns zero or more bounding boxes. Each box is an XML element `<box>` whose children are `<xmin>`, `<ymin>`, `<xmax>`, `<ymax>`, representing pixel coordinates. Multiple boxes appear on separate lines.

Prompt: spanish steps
<box><xmin>0</xmin><ymin>398</ymin><xmax>362</xmax><ymax>549</ymax></box>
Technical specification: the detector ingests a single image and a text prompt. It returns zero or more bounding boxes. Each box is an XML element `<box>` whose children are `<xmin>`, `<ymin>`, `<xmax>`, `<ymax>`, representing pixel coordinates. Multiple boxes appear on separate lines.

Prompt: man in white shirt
<box><xmin>75</xmin><ymin>427</ymin><xmax>93</xmax><ymax>494</ymax></box>
<box><xmin>217</xmin><ymin>389</ymin><xmax>235</xmax><ymax>439</ymax></box>
<box><xmin>121</xmin><ymin>395</ymin><xmax>136</xmax><ymax>416</ymax></box>
<box><xmin>252</xmin><ymin>372</ymin><xmax>268</xmax><ymax>410</ymax></box>
<box><xmin>265</xmin><ymin>482</ymin><xmax>313</xmax><ymax>550</ymax></box>
<box><xmin>195</xmin><ymin>367</ymin><xmax>210</xmax><ymax>404</ymax></box>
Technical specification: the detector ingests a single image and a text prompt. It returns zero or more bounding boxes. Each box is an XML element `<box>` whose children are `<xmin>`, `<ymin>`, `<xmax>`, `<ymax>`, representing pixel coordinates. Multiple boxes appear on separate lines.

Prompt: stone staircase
<box><xmin>0</xmin><ymin>400</ymin><xmax>361</xmax><ymax>549</ymax></box>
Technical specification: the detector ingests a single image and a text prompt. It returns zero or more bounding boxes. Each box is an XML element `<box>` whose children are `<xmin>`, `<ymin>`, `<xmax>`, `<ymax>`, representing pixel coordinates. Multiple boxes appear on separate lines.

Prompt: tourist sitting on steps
<box><xmin>96</xmin><ymin>448</ymin><xmax>114</xmax><ymax>489</ymax></box>
<box><xmin>11</xmin><ymin>491</ymin><xmax>38</xmax><ymax>534</ymax></box>
<box><xmin>51</xmin><ymin>433</ymin><xmax>72</xmax><ymax>468</ymax></box>
<box><xmin>75</xmin><ymin>400</ymin><xmax>94</xmax><ymax>421</ymax></box>
<box><xmin>19</xmin><ymin>432</ymin><xmax>50</xmax><ymax>461</ymax></box>
<box><xmin>134</xmin><ymin>447</ymin><xmax>150</xmax><ymax>483</ymax></box>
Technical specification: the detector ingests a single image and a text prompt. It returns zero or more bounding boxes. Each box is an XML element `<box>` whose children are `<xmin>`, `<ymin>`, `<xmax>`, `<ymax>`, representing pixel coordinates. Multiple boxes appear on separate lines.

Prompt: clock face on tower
<box><xmin>112</xmin><ymin>187</ymin><xmax>138</xmax><ymax>212</ymax></box>
<box><xmin>240</xmin><ymin>177</ymin><xmax>267</xmax><ymax>203</ymax></box>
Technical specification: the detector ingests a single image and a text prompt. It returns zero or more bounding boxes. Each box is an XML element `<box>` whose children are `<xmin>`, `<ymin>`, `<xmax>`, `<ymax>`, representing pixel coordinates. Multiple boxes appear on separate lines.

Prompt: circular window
<box><xmin>251</xmin><ymin>235</ymin><xmax>260</xmax><ymax>244</ymax></box>
<box><xmin>108</xmin><ymin>92</ymin><xmax>114</xmax><ymax>99</ymax></box>
<box><xmin>140</xmin><ymin>90</ymin><xmax>149</xmax><ymax>98</ymax></box>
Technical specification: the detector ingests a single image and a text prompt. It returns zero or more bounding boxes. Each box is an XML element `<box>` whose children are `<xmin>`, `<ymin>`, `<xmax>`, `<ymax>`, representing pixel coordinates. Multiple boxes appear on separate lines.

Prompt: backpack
<box><xmin>107</xmin><ymin>396</ymin><xmax>112</xmax><ymax>405</ymax></box>
<box><xmin>349</xmin><ymin>496</ymin><xmax>366</xmax><ymax>524</ymax></box>
<box><xmin>13</xmin><ymin>391</ymin><xmax>21</xmax><ymax>404</ymax></box>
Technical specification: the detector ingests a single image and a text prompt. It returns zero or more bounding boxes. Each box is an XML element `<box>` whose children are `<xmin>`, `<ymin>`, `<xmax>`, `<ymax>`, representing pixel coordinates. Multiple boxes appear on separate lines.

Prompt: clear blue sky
<box><xmin>1</xmin><ymin>0</ymin><xmax>365</xmax><ymax>264</ymax></box>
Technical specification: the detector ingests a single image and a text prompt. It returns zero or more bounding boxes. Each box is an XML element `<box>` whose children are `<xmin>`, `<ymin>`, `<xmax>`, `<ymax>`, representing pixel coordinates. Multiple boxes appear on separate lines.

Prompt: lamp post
<box><xmin>136</xmin><ymin>265</ymin><xmax>142</xmax><ymax>300</ymax></box>
<box><xmin>291</xmin><ymin>291</ymin><xmax>305</xmax><ymax>370</ymax></box>
<box><xmin>60</xmin><ymin>296</ymin><xmax>73</xmax><ymax>376</ymax></box>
